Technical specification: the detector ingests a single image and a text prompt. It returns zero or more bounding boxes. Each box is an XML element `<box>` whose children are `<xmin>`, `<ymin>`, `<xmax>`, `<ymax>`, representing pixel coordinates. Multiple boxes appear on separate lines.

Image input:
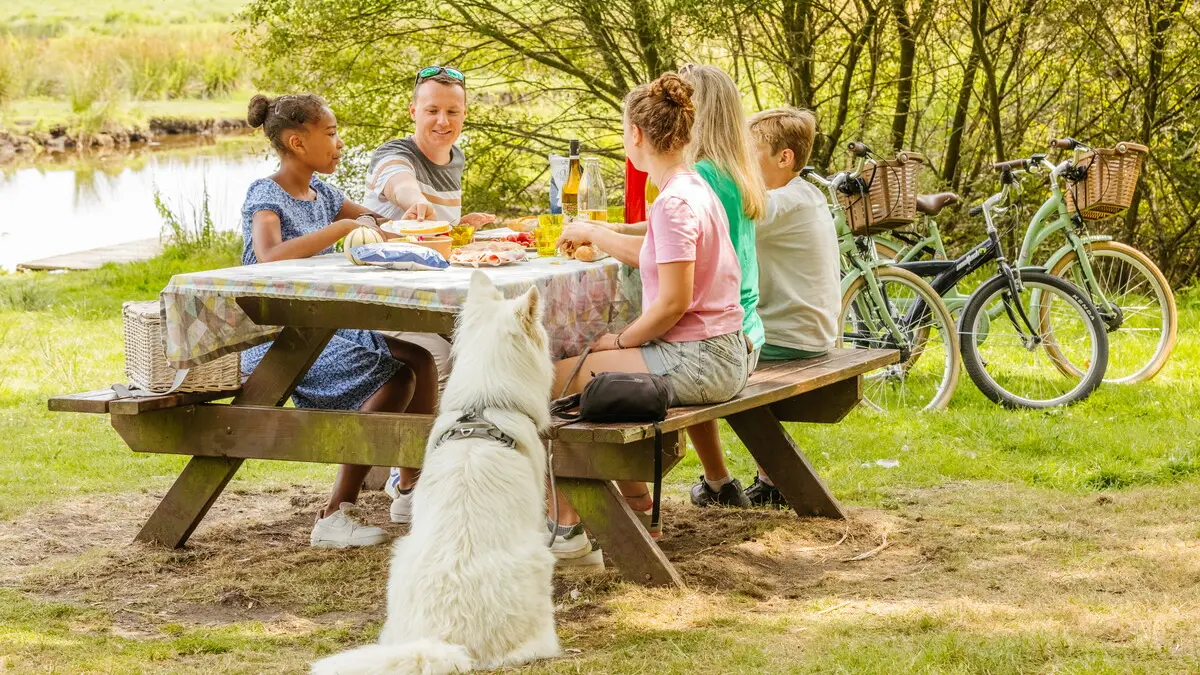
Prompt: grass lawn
<box><xmin>1</xmin><ymin>247</ymin><xmax>1198</xmax><ymax>673</ymax></box>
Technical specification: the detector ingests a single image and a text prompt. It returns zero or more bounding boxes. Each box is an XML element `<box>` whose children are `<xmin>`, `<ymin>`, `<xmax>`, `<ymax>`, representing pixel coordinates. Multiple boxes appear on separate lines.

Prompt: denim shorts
<box><xmin>640</xmin><ymin>331</ymin><xmax>752</xmax><ymax>406</ymax></box>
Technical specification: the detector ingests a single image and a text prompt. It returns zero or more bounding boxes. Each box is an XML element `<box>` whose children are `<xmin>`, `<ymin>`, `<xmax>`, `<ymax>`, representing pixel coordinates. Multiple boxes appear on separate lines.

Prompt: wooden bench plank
<box><xmin>49</xmin><ymin>389</ymin><xmax>240</xmax><ymax>415</ymax></box>
<box><xmin>238</xmin><ymin>297</ymin><xmax>457</xmax><ymax>335</ymax></box>
<box><xmin>113</xmin><ymin>405</ymin><xmax>683</xmax><ymax>482</ymax></box>
<box><xmin>552</xmin><ymin>348</ymin><xmax>897</xmax><ymax>444</ymax></box>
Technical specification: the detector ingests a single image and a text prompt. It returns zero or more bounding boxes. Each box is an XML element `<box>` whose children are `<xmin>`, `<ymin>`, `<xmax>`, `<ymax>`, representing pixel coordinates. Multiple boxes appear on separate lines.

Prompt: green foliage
<box><xmin>242</xmin><ymin>0</ymin><xmax>1200</xmax><ymax>283</ymax></box>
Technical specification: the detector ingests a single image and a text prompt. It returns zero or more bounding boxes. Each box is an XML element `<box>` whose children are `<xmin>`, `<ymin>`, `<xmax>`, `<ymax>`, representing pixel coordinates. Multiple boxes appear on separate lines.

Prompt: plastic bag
<box><xmin>349</xmin><ymin>242</ymin><xmax>449</xmax><ymax>270</ymax></box>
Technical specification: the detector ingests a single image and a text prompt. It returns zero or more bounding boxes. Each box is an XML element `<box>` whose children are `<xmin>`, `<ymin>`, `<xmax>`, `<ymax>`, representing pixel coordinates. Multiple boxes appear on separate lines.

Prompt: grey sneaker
<box><xmin>310</xmin><ymin>503</ymin><xmax>388</xmax><ymax>548</ymax></box>
<box><xmin>689</xmin><ymin>475</ymin><xmax>752</xmax><ymax>508</ymax></box>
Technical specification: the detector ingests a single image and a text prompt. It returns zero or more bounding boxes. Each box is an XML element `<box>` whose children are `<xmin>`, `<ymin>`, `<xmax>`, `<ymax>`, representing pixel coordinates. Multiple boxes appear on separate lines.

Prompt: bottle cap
<box><xmin>569</xmin><ymin>139</ymin><xmax>580</xmax><ymax>156</ymax></box>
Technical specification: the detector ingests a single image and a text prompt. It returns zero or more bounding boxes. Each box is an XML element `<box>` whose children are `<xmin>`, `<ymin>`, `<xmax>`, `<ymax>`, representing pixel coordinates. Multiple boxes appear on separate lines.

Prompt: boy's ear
<box><xmin>779</xmin><ymin>148</ymin><xmax>795</xmax><ymax>170</ymax></box>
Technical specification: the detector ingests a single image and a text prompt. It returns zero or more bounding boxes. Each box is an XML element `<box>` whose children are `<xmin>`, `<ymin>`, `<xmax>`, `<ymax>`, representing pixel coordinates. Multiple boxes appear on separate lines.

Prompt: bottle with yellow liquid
<box><xmin>561</xmin><ymin>140</ymin><xmax>582</xmax><ymax>221</ymax></box>
<box><xmin>645</xmin><ymin>174</ymin><xmax>660</xmax><ymax>209</ymax></box>
<box><xmin>578</xmin><ymin>156</ymin><xmax>607</xmax><ymax>223</ymax></box>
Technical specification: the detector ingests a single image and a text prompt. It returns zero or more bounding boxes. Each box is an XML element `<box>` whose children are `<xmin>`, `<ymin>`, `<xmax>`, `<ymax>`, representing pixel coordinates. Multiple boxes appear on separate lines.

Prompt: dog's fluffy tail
<box><xmin>310</xmin><ymin>639</ymin><xmax>473</xmax><ymax>675</ymax></box>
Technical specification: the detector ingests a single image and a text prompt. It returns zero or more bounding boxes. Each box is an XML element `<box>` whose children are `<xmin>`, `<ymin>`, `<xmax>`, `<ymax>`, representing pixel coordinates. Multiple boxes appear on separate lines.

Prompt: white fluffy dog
<box><xmin>312</xmin><ymin>271</ymin><xmax>559</xmax><ymax>675</ymax></box>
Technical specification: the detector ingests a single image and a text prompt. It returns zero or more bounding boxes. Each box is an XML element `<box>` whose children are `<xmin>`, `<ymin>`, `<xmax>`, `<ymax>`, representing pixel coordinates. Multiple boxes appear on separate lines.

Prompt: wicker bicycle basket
<box><xmin>838</xmin><ymin>152</ymin><xmax>926</xmax><ymax>235</ymax></box>
<box><xmin>122</xmin><ymin>301</ymin><xmax>240</xmax><ymax>393</ymax></box>
<box><xmin>1064</xmin><ymin>142</ymin><xmax>1148</xmax><ymax>221</ymax></box>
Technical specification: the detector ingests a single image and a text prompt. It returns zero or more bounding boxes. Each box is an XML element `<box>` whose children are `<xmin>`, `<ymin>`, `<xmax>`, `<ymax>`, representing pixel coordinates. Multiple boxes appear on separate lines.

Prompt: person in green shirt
<box><xmin>680</xmin><ymin>63</ymin><xmax>768</xmax><ymax>510</ymax></box>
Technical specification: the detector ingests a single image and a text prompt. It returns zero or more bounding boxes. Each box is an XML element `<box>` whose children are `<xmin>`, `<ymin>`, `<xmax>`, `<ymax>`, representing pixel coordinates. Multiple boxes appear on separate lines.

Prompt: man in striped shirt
<box><xmin>363</xmin><ymin>67</ymin><xmax>494</xmax><ymax>228</ymax></box>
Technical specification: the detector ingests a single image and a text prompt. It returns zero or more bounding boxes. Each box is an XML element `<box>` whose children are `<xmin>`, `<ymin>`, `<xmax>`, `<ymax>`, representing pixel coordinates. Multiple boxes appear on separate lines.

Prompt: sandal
<box><xmin>624</xmin><ymin>493</ymin><xmax>662</xmax><ymax>539</ymax></box>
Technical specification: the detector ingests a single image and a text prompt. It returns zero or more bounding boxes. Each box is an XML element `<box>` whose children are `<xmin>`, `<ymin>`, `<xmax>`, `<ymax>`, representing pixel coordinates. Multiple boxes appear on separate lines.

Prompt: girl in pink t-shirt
<box><xmin>549</xmin><ymin>73</ymin><xmax>752</xmax><ymax>563</ymax></box>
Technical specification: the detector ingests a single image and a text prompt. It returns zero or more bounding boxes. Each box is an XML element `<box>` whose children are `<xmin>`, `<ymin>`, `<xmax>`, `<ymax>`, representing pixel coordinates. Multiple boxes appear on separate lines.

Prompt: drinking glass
<box><xmin>536</xmin><ymin>214</ymin><xmax>563</xmax><ymax>257</ymax></box>
<box><xmin>450</xmin><ymin>223</ymin><xmax>475</xmax><ymax>248</ymax></box>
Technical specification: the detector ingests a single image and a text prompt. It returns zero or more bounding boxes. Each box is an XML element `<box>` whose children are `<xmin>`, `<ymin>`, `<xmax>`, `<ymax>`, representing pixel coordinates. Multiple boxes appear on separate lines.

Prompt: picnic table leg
<box><xmin>726</xmin><ymin>406</ymin><xmax>846</xmax><ymax>519</ymax></box>
<box><xmin>557</xmin><ymin>477</ymin><xmax>685</xmax><ymax>588</ymax></box>
<box><xmin>134</xmin><ymin>327</ymin><xmax>336</xmax><ymax>547</ymax></box>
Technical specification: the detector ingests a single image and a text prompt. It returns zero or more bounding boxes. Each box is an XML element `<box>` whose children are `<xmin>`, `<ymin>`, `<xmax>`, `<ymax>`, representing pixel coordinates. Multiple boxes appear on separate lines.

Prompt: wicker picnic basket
<box><xmin>122</xmin><ymin>301</ymin><xmax>240</xmax><ymax>393</ymax></box>
<box><xmin>1064</xmin><ymin>141</ymin><xmax>1148</xmax><ymax>221</ymax></box>
<box><xmin>838</xmin><ymin>152</ymin><xmax>926</xmax><ymax>235</ymax></box>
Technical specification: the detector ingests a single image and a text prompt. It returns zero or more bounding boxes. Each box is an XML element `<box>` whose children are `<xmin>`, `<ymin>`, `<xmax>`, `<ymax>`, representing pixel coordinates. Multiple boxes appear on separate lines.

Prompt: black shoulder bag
<box><xmin>550</xmin><ymin>346</ymin><xmax>674</xmax><ymax>531</ymax></box>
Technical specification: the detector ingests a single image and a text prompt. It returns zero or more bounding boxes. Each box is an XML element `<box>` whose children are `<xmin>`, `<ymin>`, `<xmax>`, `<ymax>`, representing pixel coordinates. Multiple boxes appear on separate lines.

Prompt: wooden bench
<box><xmin>49</xmin><ymin>347</ymin><xmax>895</xmax><ymax>588</ymax></box>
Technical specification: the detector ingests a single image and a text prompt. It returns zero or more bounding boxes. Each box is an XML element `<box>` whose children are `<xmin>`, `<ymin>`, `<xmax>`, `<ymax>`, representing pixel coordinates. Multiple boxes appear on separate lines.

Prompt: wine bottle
<box><xmin>561</xmin><ymin>139</ymin><xmax>582</xmax><ymax>220</ymax></box>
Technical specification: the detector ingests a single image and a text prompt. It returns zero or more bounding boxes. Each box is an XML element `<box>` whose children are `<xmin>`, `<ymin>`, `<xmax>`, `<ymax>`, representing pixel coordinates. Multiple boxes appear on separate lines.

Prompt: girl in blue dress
<box><xmin>240</xmin><ymin>93</ymin><xmax>438</xmax><ymax>548</ymax></box>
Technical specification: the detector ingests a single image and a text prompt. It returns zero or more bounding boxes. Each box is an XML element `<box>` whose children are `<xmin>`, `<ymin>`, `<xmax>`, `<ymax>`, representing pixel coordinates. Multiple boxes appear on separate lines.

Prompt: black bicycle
<box><xmin>895</xmin><ymin>158</ymin><xmax>1109</xmax><ymax>408</ymax></box>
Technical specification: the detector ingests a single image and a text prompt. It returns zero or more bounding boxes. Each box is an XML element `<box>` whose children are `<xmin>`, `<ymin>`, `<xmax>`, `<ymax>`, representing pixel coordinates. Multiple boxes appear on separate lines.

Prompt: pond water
<box><xmin>0</xmin><ymin>135</ymin><xmax>277</xmax><ymax>272</ymax></box>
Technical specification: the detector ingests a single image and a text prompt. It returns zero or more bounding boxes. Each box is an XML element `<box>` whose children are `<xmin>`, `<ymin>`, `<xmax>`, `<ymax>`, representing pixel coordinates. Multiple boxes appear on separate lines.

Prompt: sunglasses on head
<box><xmin>416</xmin><ymin>66</ymin><xmax>466</xmax><ymax>86</ymax></box>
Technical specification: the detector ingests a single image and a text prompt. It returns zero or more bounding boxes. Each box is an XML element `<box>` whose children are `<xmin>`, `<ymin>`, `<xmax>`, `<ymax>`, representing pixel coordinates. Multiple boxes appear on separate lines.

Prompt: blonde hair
<box><xmin>679</xmin><ymin>64</ymin><xmax>766</xmax><ymax>221</ymax></box>
<box><xmin>748</xmin><ymin>107</ymin><xmax>818</xmax><ymax>172</ymax></box>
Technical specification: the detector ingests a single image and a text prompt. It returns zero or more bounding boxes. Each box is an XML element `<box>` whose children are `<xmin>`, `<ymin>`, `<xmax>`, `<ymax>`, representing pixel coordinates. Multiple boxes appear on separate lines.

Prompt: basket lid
<box><xmin>122</xmin><ymin>300</ymin><xmax>163</xmax><ymax>318</ymax></box>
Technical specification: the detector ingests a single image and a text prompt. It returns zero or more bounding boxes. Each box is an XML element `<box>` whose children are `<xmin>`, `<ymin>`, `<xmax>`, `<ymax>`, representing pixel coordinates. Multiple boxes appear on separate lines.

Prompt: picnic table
<box><xmin>49</xmin><ymin>253</ymin><xmax>896</xmax><ymax>587</ymax></box>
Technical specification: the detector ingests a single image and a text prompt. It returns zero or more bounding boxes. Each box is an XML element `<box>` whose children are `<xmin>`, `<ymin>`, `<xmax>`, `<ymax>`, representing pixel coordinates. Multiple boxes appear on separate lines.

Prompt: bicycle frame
<box><xmin>881</xmin><ymin>151</ymin><xmax>1117</xmax><ymax>319</ymax></box>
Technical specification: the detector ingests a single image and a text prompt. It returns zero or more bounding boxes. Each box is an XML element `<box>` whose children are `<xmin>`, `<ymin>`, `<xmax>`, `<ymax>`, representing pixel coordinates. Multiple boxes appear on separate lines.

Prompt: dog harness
<box><xmin>434</xmin><ymin>410</ymin><xmax>517</xmax><ymax>448</ymax></box>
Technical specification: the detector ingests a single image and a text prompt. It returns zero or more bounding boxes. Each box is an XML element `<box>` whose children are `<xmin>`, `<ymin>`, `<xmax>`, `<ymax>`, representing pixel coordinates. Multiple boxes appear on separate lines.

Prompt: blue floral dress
<box><xmin>240</xmin><ymin>176</ymin><xmax>402</xmax><ymax>410</ymax></box>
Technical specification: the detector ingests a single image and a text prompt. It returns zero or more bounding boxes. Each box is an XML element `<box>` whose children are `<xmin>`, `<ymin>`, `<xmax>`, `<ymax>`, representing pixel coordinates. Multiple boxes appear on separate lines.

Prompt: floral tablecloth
<box><xmin>160</xmin><ymin>253</ymin><xmax>641</xmax><ymax>368</ymax></box>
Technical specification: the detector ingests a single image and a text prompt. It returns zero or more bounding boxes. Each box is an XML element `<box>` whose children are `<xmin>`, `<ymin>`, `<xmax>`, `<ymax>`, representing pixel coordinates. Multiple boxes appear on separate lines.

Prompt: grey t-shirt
<box><xmin>755</xmin><ymin>177</ymin><xmax>842</xmax><ymax>352</ymax></box>
<box><xmin>363</xmin><ymin>136</ymin><xmax>464</xmax><ymax>222</ymax></box>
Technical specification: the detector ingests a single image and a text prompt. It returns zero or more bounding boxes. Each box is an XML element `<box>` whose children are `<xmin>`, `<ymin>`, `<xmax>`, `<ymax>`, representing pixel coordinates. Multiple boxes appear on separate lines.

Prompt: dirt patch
<box><xmin>4</xmin><ymin>480</ymin><xmax>1199</xmax><ymax>661</ymax></box>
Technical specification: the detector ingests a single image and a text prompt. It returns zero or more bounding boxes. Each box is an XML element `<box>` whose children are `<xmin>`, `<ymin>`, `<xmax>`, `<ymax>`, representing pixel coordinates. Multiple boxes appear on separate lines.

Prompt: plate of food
<box><xmin>448</xmin><ymin>240</ymin><xmax>529</xmax><ymax>267</ymax></box>
<box><xmin>559</xmin><ymin>240</ymin><xmax>609</xmax><ymax>262</ymax></box>
<box><xmin>475</xmin><ymin>228</ymin><xmax>536</xmax><ymax>249</ymax></box>
<box><xmin>381</xmin><ymin>219</ymin><xmax>453</xmax><ymax>238</ymax></box>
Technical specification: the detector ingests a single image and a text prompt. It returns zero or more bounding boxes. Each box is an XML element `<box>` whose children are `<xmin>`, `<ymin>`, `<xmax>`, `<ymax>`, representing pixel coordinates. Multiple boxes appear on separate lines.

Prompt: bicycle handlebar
<box><xmin>847</xmin><ymin>142</ymin><xmax>871</xmax><ymax>158</ymax></box>
<box><xmin>1049</xmin><ymin>137</ymin><xmax>1078</xmax><ymax>150</ymax></box>
<box><xmin>993</xmin><ymin>158</ymin><xmax>1030</xmax><ymax>171</ymax></box>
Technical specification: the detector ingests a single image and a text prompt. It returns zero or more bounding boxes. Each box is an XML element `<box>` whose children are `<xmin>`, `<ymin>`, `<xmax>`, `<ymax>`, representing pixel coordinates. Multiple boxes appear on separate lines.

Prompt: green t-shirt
<box><xmin>695</xmin><ymin>159</ymin><xmax>765</xmax><ymax>349</ymax></box>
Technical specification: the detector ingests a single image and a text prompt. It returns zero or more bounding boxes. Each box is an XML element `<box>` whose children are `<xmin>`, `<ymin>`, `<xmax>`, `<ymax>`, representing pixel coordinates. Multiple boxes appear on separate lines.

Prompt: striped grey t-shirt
<box><xmin>363</xmin><ymin>136</ymin><xmax>464</xmax><ymax>222</ymax></box>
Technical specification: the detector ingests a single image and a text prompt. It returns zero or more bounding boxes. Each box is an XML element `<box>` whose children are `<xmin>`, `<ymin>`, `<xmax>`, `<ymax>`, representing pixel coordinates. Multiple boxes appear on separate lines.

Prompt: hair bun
<box><xmin>652</xmin><ymin>74</ymin><xmax>694</xmax><ymax>110</ymax></box>
<box><xmin>247</xmin><ymin>94</ymin><xmax>272</xmax><ymax>128</ymax></box>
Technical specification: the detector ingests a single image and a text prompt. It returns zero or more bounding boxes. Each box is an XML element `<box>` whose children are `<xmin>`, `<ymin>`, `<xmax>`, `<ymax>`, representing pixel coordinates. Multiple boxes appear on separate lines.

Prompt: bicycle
<box><xmin>876</xmin><ymin>138</ymin><xmax>1175</xmax><ymax>384</ymax></box>
<box><xmin>801</xmin><ymin>144</ymin><xmax>960</xmax><ymax>412</ymax></box>
<box><xmin>894</xmin><ymin>158</ymin><xmax>1110</xmax><ymax>408</ymax></box>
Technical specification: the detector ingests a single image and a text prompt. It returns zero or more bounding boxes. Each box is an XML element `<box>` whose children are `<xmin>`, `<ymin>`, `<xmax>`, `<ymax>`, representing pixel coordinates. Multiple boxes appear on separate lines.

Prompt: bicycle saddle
<box><xmin>915</xmin><ymin>192</ymin><xmax>960</xmax><ymax>216</ymax></box>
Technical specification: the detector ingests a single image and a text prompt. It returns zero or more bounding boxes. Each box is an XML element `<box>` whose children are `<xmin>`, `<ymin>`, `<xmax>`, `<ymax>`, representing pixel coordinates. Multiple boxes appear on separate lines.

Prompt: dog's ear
<box><xmin>468</xmin><ymin>270</ymin><xmax>502</xmax><ymax>303</ymax></box>
<box><xmin>516</xmin><ymin>285</ymin><xmax>542</xmax><ymax>336</ymax></box>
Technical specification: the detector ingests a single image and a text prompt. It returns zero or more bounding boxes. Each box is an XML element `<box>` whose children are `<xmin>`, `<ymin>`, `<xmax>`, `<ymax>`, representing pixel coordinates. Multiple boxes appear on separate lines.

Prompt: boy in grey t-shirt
<box><xmin>748</xmin><ymin>107</ymin><xmax>841</xmax><ymax>361</ymax></box>
<box><xmin>739</xmin><ymin>107</ymin><xmax>842</xmax><ymax>509</ymax></box>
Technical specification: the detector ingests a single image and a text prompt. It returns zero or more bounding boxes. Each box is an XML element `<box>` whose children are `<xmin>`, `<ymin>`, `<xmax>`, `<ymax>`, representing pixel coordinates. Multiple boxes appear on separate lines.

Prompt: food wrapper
<box><xmin>349</xmin><ymin>242</ymin><xmax>449</xmax><ymax>270</ymax></box>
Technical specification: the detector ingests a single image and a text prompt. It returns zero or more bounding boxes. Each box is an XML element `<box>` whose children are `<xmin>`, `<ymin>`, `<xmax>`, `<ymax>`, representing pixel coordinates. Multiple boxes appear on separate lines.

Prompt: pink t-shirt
<box><xmin>640</xmin><ymin>171</ymin><xmax>745</xmax><ymax>343</ymax></box>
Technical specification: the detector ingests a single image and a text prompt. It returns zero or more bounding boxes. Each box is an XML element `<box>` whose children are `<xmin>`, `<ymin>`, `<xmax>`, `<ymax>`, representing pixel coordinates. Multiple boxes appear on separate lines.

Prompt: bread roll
<box><xmin>573</xmin><ymin>245</ymin><xmax>598</xmax><ymax>262</ymax></box>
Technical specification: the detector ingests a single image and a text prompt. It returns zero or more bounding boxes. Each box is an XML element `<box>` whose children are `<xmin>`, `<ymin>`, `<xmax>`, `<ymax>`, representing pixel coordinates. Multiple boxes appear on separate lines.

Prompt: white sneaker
<box><xmin>310</xmin><ymin>502</ymin><xmax>388</xmax><ymax>548</ymax></box>
<box><xmin>385</xmin><ymin>469</ymin><xmax>414</xmax><ymax>524</ymax></box>
<box><xmin>549</xmin><ymin>520</ymin><xmax>604</xmax><ymax>569</ymax></box>
<box><xmin>383</xmin><ymin>468</ymin><xmax>403</xmax><ymax>499</ymax></box>
<box><xmin>390</xmin><ymin>491</ymin><xmax>413</xmax><ymax>524</ymax></box>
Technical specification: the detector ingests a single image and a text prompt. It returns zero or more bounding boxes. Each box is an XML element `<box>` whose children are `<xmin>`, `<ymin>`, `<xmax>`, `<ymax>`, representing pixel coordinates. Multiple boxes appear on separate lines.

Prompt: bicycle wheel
<box><xmin>959</xmin><ymin>271</ymin><xmax>1107</xmax><ymax>408</ymax></box>
<box><xmin>840</xmin><ymin>267</ymin><xmax>960</xmax><ymax>411</ymax></box>
<box><xmin>1046</xmin><ymin>241</ymin><xmax>1177</xmax><ymax>384</ymax></box>
<box><xmin>871</xmin><ymin>237</ymin><xmax>904</xmax><ymax>261</ymax></box>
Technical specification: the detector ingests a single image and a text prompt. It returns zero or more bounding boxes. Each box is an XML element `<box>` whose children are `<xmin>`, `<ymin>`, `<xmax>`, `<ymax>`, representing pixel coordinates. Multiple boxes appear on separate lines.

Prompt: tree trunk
<box><xmin>944</xmin><ymin>50</ymin><xmax>980</xmax><ymax>188</ymax></box>
<box><xmin>781</xmin><ymin>0</ymin><xmax>815</xmax><ymax>106</ymax></box>
<box><xmin>890</xmin><ymin>0</ymin><xmax>918</xmax><ymax>150</ymax></box>
<box><xmin>818</xmin><ymin>7</ymin><xmax>878</xmax><ymax>168</ymax></box>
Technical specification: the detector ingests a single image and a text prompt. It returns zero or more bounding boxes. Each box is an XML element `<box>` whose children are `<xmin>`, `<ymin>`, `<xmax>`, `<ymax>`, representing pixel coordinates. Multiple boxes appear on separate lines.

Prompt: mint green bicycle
<box><xmin>802</xmin><ymin>144</ymin><xmax>960</xmax><ymax>412</ymax></box>
<box><xmin>875</xmin><ymin>138</ymin><xmax>1176</xmax><ymax>384</ymax></box>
